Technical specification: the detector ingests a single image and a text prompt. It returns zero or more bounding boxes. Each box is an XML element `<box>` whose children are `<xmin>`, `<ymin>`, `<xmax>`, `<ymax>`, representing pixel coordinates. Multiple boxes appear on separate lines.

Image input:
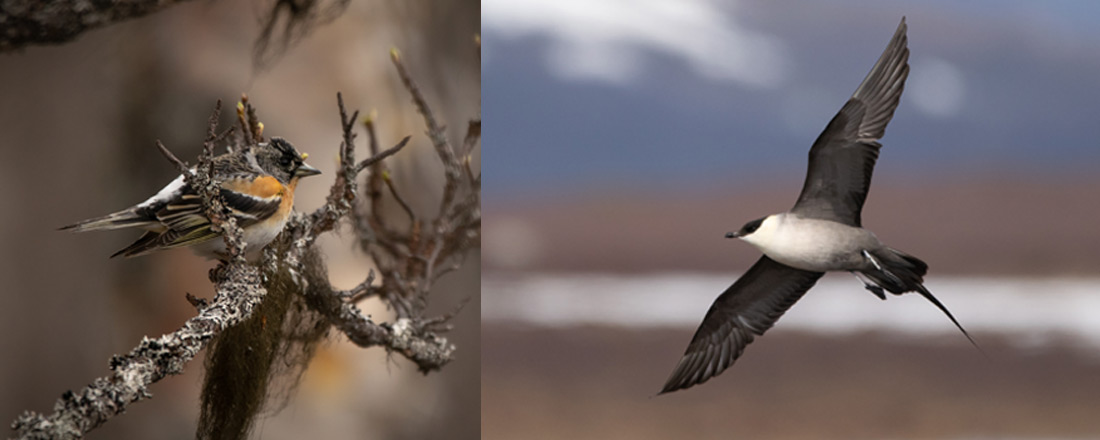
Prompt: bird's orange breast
<box><xmin>222</xmin><ymin>175</ymin><xmax>285</xmax><ymax>199</ymax></box>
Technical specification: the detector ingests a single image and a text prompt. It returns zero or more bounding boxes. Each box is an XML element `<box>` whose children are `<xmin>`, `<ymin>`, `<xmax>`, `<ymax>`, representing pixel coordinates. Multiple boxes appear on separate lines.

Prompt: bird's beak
<box><xmin>725</xmin><ymin>231</ymin><xmax>740</xmax><ymax>239</ymax></box>
<box><xmin>295</xmin><ymin>162</ymin><xmax>322</xmax><ymax>177</ymax></box>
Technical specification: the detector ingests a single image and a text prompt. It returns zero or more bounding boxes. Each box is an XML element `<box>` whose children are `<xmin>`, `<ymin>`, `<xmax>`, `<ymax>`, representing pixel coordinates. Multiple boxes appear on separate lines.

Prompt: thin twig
<box><xmin>461</xmin><ymin>119</ymin><xmax>481</xmax><ymax>158</ymax></box>
<box><xmin>156</xmin><ymin>140</ymin><xmax>191</xmax><ymax>174</ymax></box>
<box><xmin>420</xmin><ymin>296</ymin><xmax>471</xmax><ymax>332</ymax></box>
<box><xmin>382</xmin><ymin>171</ymin><xmax>416</xmax><ymax>222</ymax></box>
<box><xmin>339</xmin><ymin>271</ymin><xmax>377</xmax><ymax>300</ymax></box>
<box><xmin>355</xmin><ymin>136</ymin><xmax>410</xmax><ymax>173</ymax></box>
<box><xmin>390</xmin><ymin>48</ymin><xmax>462</xmax><ymax>220</ymax></box>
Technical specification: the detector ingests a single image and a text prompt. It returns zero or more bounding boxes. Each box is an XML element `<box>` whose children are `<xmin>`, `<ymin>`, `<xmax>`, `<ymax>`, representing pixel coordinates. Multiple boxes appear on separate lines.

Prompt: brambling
<box><xmin>62</xmin><ymin>137</ymin><xmax>321</xmax><ymax>259</ymax></box>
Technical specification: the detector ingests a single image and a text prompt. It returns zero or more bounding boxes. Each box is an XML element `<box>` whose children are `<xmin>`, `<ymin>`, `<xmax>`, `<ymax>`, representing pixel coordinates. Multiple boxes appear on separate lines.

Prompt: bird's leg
<box><xmin>851</xmin><ymin>271</ymin><xmax>887</xmax><ymax>300</ymax></box>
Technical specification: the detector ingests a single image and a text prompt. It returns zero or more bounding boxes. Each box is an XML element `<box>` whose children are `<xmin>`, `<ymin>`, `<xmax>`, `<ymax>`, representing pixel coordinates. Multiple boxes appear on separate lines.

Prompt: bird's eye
<box><xmin>279</xmin><ymin>155</ymin><xmax>294</xmax><ymax>167</ymax></box>
<box><xmin>742</xmin><ymin>218</ymin><xmax>764</xmax><ymax>234</ymax></box>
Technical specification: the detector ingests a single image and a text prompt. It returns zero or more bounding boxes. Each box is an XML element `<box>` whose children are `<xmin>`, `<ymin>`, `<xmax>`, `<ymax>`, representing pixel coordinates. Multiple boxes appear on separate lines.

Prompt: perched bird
<box><xmin>661</xmin><ymin>18</ymin><xmax>976</xmax><ymax>394</ymax></box>
<box><xmin>61</xmin><ymin>137</ymin><xmax>321</xmax><ymax>259</ymax></box>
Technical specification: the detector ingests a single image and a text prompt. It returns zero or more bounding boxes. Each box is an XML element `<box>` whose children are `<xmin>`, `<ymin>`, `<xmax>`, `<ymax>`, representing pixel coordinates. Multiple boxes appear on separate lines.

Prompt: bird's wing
<box><xmin>111</xmin><ymin>176</ymin><xmax>284</xmax><ymax>257</ymax></box>
<box><xmin>660</xmin><ymin>256</ymin><xmax>823</xmax><ymax>394</ymax></box>
<box><xmin>790</xmin><ymin>18</ymin><xmax>909</xmax><ymax>226</ymax></box>
<box><xmin>58</xmin><ymin>175</ymin><xmax>188</xmax><ymax>232</ymax></box>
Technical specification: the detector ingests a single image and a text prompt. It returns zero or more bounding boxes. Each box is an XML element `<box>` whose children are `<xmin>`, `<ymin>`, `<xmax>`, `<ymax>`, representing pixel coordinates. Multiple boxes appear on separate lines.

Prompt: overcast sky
<box><xmin>483</xmin><ymin>0</ymin><xmax>1100</xmax><ymax>199</ymax></box>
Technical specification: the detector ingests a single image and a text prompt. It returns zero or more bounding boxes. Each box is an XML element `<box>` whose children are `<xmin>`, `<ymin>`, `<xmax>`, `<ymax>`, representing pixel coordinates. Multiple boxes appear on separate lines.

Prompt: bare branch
<box><xmin>334</xmin><ymin>46</ymin><xmax>479</xmax><ymax>366</ymax></box>
<box><xmin>339</xmin><ymin>271</ymin><xmax>377</xmax><ymax>302</ymax></box>
<box><xmin>389</xmin><ymin>48</ymin><xmax>463</xmax><ymax>218</ymax></box>
<box><xmin>355</xmin><ymin>136</ymin><xmax>410</xmax><ymax>174</ymax></box>
<box><xmin>389</xmin><ymin>49</ymin><xmax>456</xmax><ymax>167</ymax></box>
<box><xmin>421</xmin><ymin>296</ymin><xmax>471</xmax><ymax>332</ymax></box>
<box><xmin>155</xmin><ymin>140</ymin><xmax>190</xmax><ymax>174</ymax></box>
<box><xmin>461</xmin><ymin>119</ymin><xmax>481</xmax><ymax>158</ymax></box>
<box><xmin>382</xmin><ymin>171</ymin><xmax>416</xmax><ymax>222</ymax></box>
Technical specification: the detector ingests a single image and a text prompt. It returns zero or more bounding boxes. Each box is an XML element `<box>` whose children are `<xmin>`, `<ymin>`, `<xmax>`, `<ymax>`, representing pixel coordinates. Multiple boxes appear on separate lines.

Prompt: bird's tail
<box><xmin>859</xmin><ymin>247</ymin><xmax>927</xmax><ymax>297</ymax></box>
<box><xmin>59</xmin><ymin>208</ymin><xmax>153</xmax><ymax>232</ymax></box>
<box><xmin>858</xmin><ymin>248</ymin><xmax>981</xmax><ymax>350</ymax></box>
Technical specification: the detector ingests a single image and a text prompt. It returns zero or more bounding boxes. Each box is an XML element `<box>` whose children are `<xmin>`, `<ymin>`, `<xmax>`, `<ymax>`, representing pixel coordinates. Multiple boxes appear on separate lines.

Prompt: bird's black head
<box><xmin>727</xmin><ymin>217</ymin><xmax>766</xmax><ymax>239</ymax></box>
<box><xmin>256</xmin><ymin>137</ymin><xmax>321</xmax><ymax>183</ymax></box>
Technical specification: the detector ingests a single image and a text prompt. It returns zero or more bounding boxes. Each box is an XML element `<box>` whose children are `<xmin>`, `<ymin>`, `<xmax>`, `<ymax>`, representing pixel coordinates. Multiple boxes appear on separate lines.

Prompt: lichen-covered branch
<box><xmin>10</xmin><ymin>265</ymin><xmax>265</xmax><ymax>440</ymax></box>
<box><xmin>11</xmin><ymin>105</ymin><xmax>257</xmax><ymax>440</ymax></box>
<box><xmin>297</xmin><ymin>243</ymin><xmax>455</xmax><ymax>372</ymax></box>
<box><xmin>253</xmin><ymin>0</ymin><xmax>351</xmax><ymax>71</ymax></box>
<box><xmin>0</xmin><ymin>0</ymin><xmax>194</xmax><ymax>52</ymax></box>
<box><xmin>0</xmin><ymin>0</ymin><xmax>354</xmax><ymax>75</ymax></box>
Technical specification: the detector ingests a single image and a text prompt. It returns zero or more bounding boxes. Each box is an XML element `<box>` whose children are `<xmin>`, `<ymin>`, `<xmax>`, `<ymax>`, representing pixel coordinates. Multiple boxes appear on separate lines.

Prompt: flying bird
<box><xmin>660</xmin><ymin>17</ymin><xmax>977</xmax><ymax>394</ymax></box>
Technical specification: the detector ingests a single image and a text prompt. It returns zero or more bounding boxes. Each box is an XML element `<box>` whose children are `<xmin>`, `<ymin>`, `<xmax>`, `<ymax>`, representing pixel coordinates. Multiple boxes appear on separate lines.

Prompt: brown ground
<box><xmin>484</xmin><ymin>176</ymin><xmax>1100</xmax><ymax>276</ymax></box>
<box><xmin>483</xmin><ymin>324</ymin><xmax>1100</xmax><ymax>439</ymax></box>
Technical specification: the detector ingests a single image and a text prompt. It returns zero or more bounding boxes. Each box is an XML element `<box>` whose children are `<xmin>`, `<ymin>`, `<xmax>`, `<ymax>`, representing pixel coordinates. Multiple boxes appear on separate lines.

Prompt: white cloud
<box><xmin>483</xmin><ymin>0</ymin><xmax>789</xmax><ymax>88</ymax></box>
<box><xmin>545</xmin><ymin>37</ymin><xmax>644</xmax><ymax>84</ymax></box>
<box><xmin>908</xmin><ymin>57</ymin><xmax>967</xmax><ymax>118</ymax></box>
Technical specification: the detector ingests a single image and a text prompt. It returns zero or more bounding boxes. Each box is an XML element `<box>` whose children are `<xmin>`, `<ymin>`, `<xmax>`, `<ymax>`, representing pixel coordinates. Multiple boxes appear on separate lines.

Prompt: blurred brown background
<box><xmin>0</xmin><ymin>1</ymin><xmax>479</xmax><ymax>439</ymax></box>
